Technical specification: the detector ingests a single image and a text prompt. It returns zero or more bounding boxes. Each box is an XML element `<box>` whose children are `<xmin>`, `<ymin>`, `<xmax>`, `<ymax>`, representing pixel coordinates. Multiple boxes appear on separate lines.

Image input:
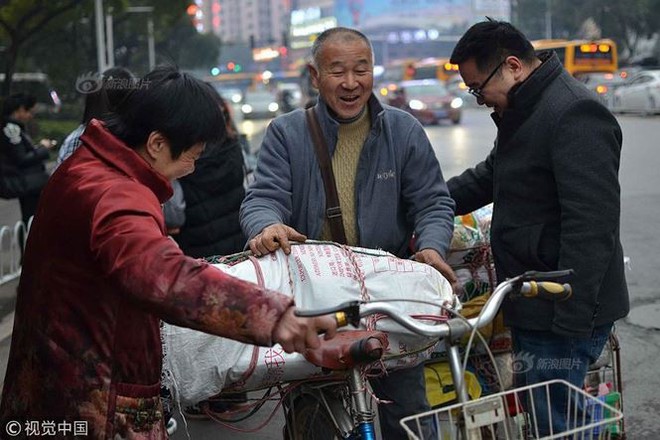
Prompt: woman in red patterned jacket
<box><xmin>0</xmin><ymin>66</ymin><xmax>336</xmax><ymax>439</ymax></box>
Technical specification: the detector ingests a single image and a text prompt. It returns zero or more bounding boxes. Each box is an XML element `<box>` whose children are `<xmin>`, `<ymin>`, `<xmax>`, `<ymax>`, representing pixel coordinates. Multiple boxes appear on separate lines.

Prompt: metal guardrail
<box><xmin>0</xmin><ymin>219</ymin><xmax>29</xmax><ymax>285</ymax></box>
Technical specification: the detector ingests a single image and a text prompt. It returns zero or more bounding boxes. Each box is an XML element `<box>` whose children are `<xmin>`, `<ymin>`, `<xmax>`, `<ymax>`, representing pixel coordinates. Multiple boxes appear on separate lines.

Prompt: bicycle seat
<box><xmin>304</xmin><ymin>330</ymin><xmax>389</xmax><ymax>370</ymax></box>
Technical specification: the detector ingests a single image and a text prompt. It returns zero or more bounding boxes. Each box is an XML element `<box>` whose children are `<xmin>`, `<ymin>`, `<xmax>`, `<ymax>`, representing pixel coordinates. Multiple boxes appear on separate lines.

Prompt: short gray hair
<box><xmin>310</xmin><ymin>27</ymin><xmax>374</xmax><ymax>68</ymax></box>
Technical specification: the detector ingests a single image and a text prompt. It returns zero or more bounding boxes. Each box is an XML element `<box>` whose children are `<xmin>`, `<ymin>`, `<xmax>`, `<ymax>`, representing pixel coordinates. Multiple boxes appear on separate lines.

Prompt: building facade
<box><xmin>193</xmin><ymin>0</ymin><xmax>292</xmax><ymax>47</ymax></box>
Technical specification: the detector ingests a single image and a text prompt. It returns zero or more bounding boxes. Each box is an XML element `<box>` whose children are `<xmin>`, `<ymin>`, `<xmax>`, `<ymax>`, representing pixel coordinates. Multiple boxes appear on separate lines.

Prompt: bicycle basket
<box><xmin>400</xmin><ymin>379</ymin><xmax>623</xmax><ymax>439</ymax></box>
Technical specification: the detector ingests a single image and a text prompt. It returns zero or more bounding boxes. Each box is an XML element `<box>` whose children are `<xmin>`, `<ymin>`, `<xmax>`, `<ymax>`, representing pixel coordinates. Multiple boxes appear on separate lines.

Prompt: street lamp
<box><xmin>94</xmin><ymin>0</ymin><xmax>107</xmax><ymax>72</ymax></box>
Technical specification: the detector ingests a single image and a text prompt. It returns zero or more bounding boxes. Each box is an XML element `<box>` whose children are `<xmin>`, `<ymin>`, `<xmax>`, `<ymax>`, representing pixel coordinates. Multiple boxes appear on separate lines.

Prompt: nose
<box><xmin>342</xmin><ymin>72</ymin><xmax>358</xmax><ymax>89</ymax></box>
<box><xmin>476</xmin><ymin>96</ymin><xmax>485</xmax><ymax>106</ymax></box>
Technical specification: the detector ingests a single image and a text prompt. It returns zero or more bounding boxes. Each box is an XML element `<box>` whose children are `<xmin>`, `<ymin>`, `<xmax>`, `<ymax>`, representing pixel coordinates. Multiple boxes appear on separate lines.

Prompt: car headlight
<box><xmin>268</xmin><ymin>102</ymin><xmax>279</xmax><ymax>112</ymax></box>
<box><xmin>450</xmin><ymin>97</ymin><xmax>463</xmax><ymax>109</ymax></box>
<box><xmin>241</xmin><ymin>104</ymin><xmax>253</xmax><ymax>114</ymax></box>
<box><xmin>231</xmin><ymin>94</ymin><xmax>242</xmax><ymax>103</ymax></box>
<box><xmin>409</xmin><ymin>99</ymin><xmax>426</xmax><ymax>110</ymax></box>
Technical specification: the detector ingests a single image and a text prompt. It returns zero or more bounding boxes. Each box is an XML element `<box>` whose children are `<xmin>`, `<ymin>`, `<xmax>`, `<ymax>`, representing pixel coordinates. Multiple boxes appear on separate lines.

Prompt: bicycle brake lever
<box><xmin>519</xmin><ymin>269</ymin><xmax>574</xmax><ymax>283</ymax></box>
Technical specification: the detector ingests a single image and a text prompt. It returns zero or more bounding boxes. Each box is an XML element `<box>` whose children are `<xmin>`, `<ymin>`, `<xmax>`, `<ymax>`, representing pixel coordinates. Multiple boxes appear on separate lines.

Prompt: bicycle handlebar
<box><xmin>295</xmin><ymin>269</ymin><xmax>573</xmax><ymax>339</ymax></box>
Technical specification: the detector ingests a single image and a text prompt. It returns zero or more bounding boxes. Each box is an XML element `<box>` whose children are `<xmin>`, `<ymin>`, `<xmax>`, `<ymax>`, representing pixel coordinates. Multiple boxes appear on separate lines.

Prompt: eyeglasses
<box><xmin>468</xmin><ymin>60</ymin><xmax>505</xmax><ymax>99</ymax></box>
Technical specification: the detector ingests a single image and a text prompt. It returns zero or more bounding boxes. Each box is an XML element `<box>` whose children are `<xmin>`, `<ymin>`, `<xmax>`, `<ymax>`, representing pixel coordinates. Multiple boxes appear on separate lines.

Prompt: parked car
<box><xmin>445</xmin><ymin>76</ymin><xmax>478</xmax><ymax>108</ymax></box>
<box><xmin>216</xmin><ymin>86</ymin><xmax>243</xmax><ymax>105</ymax></box>
<box><xmin>611</xmin><ymin>70</ymin><xmax>660</xmax><ymax>114</ymax></box>
<box><xmin>387</xmin><ymin>79</ymin><xmax>463</xmax><ymax>125</ymax></box>
<box><xmin>240</xmin><ymin>90</ymin><xmax>279</xmax><ymax>119</ymax></box>
<box><xmin>576</xmin><ymin>72</ymin><xmax>626</xmax><ymax>108</ymax></box>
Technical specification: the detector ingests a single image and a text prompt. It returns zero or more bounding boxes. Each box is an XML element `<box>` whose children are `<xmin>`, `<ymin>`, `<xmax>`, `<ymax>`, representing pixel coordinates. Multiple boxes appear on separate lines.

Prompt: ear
<box><xmin>144</xmin><ymin>131</ymin><xmax>169</xmax><ymax>161</ymax></box>
<box><xmin>308</xmin><ymin>63</ymin><xmax>320</xmax><ymax>89</ymax></box>
<box><xmin>505</xmin><ymin>56</ymin><xmax>525</xmax><ymax>81</ymax></box>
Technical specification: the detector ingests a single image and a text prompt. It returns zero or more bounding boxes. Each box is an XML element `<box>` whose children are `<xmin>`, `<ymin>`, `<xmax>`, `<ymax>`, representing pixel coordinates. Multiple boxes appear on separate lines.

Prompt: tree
<box><xmin>157</xmin><ymin>16</ymin><xmax>222</xmax><ymax>70</ymax></box>
<box><xmin>513</xmin><ymin>0</ymin><xmax>660</xmax><ymax>61</ymax></box>
<box><xmin>105</xmin><ymin>1</ymin><xmax>220</xmax><ymax>74</ymax></box>
<box><xmin>1</xmin><ymin>0</ymin><xmax>218</xmax><ymax>105</ymax></box>
<box><xmin>0</xmin><ymin>0</ymin><xmax>86</xmax><ymax>96</ymax></box>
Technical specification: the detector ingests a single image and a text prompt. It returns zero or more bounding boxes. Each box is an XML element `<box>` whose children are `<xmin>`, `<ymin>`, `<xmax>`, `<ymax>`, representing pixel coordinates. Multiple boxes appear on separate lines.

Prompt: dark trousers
<box><xmin>18</xmin><ymin>194</ymin><xmax>39</xmax><ymax>227</ymax></box>
<box><xmin>511</xmin><ymin>324</ymin><xmax>612</xmax><ymax>436</ymax></box>
<box><xmin>370</xmin><ymin>363</ymin><xmax>435</xmax><ymax>439</ymax></box>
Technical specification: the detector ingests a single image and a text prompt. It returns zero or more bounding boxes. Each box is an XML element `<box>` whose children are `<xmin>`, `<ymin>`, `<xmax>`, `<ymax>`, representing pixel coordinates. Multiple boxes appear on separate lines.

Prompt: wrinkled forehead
<box><xmin>317</xmin><ymin>37</ymin><xmax>373</xmax><ymax>67</ymax></box>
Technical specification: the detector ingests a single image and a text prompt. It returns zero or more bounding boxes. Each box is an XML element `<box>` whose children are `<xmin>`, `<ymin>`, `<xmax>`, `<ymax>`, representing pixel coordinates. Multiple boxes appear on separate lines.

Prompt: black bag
<box><xmin>0</xmin><ymin>170</ymin><xmax>49</xmax><ymax>199</ymax></box>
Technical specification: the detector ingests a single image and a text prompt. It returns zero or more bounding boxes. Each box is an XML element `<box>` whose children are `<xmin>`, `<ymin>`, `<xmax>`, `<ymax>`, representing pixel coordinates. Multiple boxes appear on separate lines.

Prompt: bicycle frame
<box><xmin>284</xmin><ymin>368</ymin><xmax>378</xmax><ymax>439</ymax></box>
<box><xmin>320</xmin><ymin>271</ymin><xmax>571</xmax><ymax>402</ymax></box>
<box><xmin>278</xmin><ymin>333</ymin><xmax>385</xmax><ymax>439</ymax></box>
<box><xmin>191</xmin><ymin>270</ymin><xmax>572</xmax><ymax>439</ymax></box>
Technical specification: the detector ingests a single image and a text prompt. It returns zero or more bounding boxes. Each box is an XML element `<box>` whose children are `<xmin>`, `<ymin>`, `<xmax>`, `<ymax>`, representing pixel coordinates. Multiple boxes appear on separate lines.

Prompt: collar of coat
<box><xmin>79</xmin><ymin>119</ymin><xmax>173</xmax><ymax>203</ymax></box>
<box><xmin>507</xmin><ymin>50</ymin><xmax>562</xmax><ymax>111</ymax></box>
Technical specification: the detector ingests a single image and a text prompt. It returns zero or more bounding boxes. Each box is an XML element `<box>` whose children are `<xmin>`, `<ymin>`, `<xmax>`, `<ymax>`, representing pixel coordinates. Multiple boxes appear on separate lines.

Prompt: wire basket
<box><xmin>400</xmin><ymin>379</ymin><xmax>623</xmax><ymax>439</ymax></box>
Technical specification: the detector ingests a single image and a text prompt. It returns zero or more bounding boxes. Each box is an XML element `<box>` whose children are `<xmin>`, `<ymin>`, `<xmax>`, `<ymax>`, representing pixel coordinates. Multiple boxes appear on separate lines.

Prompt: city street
<box><xmin>0</xmin><ymin>108</ymin><xmax>659</xmax><ymax>438</ymax></box>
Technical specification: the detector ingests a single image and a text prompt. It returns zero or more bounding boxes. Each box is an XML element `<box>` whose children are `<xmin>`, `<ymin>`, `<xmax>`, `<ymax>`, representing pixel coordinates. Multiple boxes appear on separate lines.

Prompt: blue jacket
<box><xmin>240</xmin><ymin>94</ymin><xmax>455</xmax><ymax>258</ymax></box>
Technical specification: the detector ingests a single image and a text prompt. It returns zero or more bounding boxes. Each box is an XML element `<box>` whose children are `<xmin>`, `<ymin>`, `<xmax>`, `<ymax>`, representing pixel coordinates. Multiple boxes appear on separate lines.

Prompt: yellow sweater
<box><xmin>320</xmin><ymin>108</ymin><xmax>371</xmax><ymax>245</ymax></box>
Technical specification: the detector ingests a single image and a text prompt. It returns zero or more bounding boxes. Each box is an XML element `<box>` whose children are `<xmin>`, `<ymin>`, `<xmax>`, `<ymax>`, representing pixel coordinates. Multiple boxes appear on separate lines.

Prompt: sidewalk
<box><xmin>0</xmin><ymin>277</ymin><xmax>18</xmax><ymax>394</ymax></box>
<box><xmin>0</xmin><ymin>278</ymin><xmax>16</xmax><ymax>338</ymax></box>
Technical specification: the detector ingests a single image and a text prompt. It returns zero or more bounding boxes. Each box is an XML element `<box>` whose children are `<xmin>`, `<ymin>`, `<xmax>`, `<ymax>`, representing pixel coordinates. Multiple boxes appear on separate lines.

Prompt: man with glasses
<box><xmin>446</xmin><ymin>19</ymin><xmax>629</xmax><ymax>435</ymax></box>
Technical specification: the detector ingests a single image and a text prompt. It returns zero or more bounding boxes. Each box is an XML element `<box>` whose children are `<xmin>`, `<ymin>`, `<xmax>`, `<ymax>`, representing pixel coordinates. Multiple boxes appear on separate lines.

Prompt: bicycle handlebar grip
<box><xmin>334</xmin><ymin>311</ymin><xmax>349</xmax><ymax>328</ymax></box>
<box><xmin>295</xmin><ymin>300</ymin><xmax>360</xmax><ymax>317</ymax></box>
<box><xmin>295</xmin><ymin>300</ymin><xmax>362</xmax><ymax>327</ymax></box>
<box><xmin>522</xmin><ymin>281</ymin><xmax>572</xmax><ymax>301</ymax></box>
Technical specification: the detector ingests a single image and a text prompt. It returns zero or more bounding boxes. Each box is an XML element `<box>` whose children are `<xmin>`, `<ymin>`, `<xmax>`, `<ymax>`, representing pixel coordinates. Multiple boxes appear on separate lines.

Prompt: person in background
<box><xmin>162</xmin><ymin>179</ymin><xmax>186</xmax><ymax>236</ymax></box>
<box><xmin>0</xmin><ymin>65</ymin><xmax>337</xmax><ymax>439</ymax></box>
<box><xmin>387</xmin><ymin>87</ymin><xmax>408</xmax><ymax>110</ymax></box>
<box><xmin>0</xmin><ymin>93</ymin><xmax>56</xmax><ymax>227</ymax></box>
<box><xmin>56</xmin><ymin>66</ymin><xmax>135</xmax><ymax>167</ymax></box>
<box><xmin>446</xmin><ymin>18</ymin><xmax>629</xmax><ymax>435</ymax></box>
<box><xmin>174</xmin><ymin>87</ymin><xmax>247</xmax><ymax>258</ymax></box>
<box><xmin>164</xmin><ymin>86</ymin><xmax>251</xmax><ymax>419</ymax></box>
<box><xmin>240</xmin><ymin>27</ymin><xmax>456</xmax><ymax>439</ymax></box>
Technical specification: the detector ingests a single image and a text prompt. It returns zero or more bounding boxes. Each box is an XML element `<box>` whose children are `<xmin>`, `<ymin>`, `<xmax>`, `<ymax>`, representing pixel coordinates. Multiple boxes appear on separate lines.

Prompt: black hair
<box><xmin>311</xmin><ymin>27</ymin><xmax>373</xmax><ymax>67</ymax></box>
<box><xmin>103</xmin><ymin>65</ymin><xmax>224</xmax><ymax>159</ymax></box>
<box><xmin>81</xmin><ymin>67</ymin><xmax>135</xmax><ymax>124</ymax></box>
<box><xmin>450</xmin><ymin>18</ymin><xmax>536</xmax><ymax>72</ymax></box>
<box><xmin>2</xmin><ymin>92</ymin><xmax>37</xmax><ymax>117</ymax></box>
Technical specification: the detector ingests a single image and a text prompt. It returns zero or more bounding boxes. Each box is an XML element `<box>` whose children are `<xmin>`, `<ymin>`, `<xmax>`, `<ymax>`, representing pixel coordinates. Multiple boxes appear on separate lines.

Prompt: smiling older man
<box><xmin>240</xmin><ymin>27</ymin><xmax>456</xmax><ymax>439</ymax></box>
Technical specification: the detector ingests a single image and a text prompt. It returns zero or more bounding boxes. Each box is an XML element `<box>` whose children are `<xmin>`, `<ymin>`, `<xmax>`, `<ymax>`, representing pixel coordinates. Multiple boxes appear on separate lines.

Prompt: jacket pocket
<box><xmin>498</xmin><ymin>223</ymin><xmax>555</xmax><ymax>271</ymax></box>
<box><xmin>112</xmin><ymin>382</ymin><xmax>164</xmax><ymax>438</ymax></box>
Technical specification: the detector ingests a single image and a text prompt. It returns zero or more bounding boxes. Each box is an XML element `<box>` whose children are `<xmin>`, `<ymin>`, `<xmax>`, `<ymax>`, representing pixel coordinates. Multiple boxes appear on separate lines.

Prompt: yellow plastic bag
<box><xmin>424</xmin><ymin>361</ymin><xmax>482</xmax><ymax>408</ymax></box>
<box><xmin>459</xmin><ymin>292</ymin><xmax>506</xmax><ymax>343</ymax></box>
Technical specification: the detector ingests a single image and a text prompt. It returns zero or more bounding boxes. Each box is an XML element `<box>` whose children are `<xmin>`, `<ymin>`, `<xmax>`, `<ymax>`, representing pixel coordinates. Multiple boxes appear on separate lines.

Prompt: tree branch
<box><xmin>17</xmin><ymin>0</ymin><xmax>84</xmax><ymax>46</ymax></box>
<box><xmin>0</xmin><ymin>15</ymin><xmax>16</xmax><ymax>36</ymax></box>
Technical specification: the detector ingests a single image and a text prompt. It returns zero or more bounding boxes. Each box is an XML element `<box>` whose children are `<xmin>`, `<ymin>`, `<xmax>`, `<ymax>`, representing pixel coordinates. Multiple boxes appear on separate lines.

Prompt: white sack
<box><xmin>163</xmin><ymin>242</ymin><xmax>456</xmax><ymax>405</ymax></box>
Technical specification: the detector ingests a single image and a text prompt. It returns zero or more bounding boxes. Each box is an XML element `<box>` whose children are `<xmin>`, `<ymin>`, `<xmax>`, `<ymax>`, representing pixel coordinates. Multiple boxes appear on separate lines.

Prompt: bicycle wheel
<box><xmin>283</xmin><ymin>394</ymin><xmax>342</xmax><ymax>440</ymax></box>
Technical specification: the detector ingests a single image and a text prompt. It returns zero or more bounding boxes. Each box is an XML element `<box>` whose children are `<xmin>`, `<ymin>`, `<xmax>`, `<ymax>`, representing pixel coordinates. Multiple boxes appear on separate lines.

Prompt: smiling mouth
<box><xmin>341</xmin><ymin>95</ymin><xmax>360</xmax><ymax>103</ymax></box>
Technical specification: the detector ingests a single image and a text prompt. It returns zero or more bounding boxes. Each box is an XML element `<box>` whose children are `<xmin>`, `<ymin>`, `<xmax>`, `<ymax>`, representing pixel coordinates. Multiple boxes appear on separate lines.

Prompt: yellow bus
<box><xmin>531</xmin><ymin>39</ymin><xmax>618</xmax><ymax>76</ymax></box>
<box><xmin>411</xmin><ymin>57</ymin><xmax>460</xmax><ymax>82</ymax></box>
